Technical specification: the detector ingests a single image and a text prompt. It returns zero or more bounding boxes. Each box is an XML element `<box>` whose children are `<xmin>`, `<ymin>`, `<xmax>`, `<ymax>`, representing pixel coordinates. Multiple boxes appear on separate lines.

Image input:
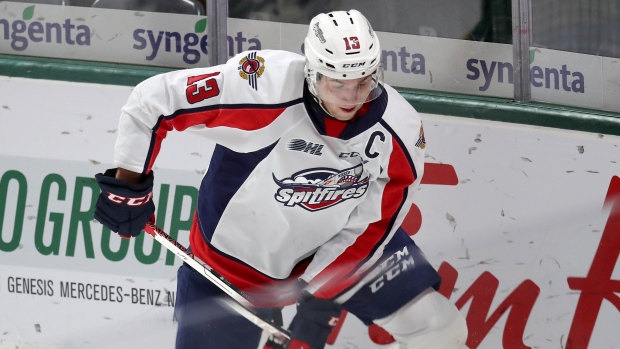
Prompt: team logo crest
<box><xmin>273</xmin><ymin>164</ymin><xmax>369</xmax><ymax>211</ymax></box>
<box><xmin>238</xmin><ymin>52</ymin><xmax>265</xmax><ymax>90</ymax></box>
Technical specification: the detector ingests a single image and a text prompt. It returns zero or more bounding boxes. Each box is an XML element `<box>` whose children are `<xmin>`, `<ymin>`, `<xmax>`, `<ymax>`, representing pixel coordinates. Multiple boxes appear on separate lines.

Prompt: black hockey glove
<box><xmin>285</xmin><ymin>292</ymin><xmax>342</xmax><ymax>349</ymax></box>
<box><xmin>94</xmin><ymin>168</ymin><xmax>155</xmax><ymax>238</ymax></box>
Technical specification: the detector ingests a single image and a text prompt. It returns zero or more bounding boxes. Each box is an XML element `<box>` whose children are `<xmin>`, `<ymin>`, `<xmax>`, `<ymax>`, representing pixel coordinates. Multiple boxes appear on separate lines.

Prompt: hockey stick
<box><xmin>143</xmin><ymin>223</ymin><xmax>291</xmax><ymax>341</ymax></box>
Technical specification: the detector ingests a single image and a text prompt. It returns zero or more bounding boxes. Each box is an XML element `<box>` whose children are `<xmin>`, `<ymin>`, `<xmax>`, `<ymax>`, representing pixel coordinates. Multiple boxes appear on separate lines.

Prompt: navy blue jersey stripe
<box><xmin>197</xmin><ymin>141</ymin><xmax>278</xmax><ymax>242</ymax></box>
<box><xmin>164</xmin><ymin>98</ymin><xmax>304</xmax><ymax>121</ymax></box>
<box><xmin>142</xmin><ymin>98</ymin><xmax>302</xmax><ymax>173</ymax></box>
<box><xmin>379</xmin><ymin>119</ymin><xmax>418</xmax><ymax>180</ymax></box>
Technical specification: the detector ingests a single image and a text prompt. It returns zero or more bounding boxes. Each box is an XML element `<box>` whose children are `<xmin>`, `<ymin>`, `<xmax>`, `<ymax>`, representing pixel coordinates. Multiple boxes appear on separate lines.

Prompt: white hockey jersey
<box><xmin>115</xmin><ymin>50</ymin><xmax>426</xmax><ymax>305</ymax></box>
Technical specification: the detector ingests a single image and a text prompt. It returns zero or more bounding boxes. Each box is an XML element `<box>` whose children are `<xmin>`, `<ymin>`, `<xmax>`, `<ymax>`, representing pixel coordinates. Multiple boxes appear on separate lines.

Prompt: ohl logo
<box><xmin>238</xmin><ymin>51</ymin><xmax>265</xmax><ymax>91</ymax></box>
<box><xmin>273</xmin><ymin>164</ymin><xmax>369</xmax><ymax>211</ymax></box>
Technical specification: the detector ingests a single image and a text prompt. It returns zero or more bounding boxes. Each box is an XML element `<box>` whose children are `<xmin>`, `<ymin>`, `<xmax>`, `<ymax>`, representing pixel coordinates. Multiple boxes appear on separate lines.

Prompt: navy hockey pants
<box><xmin>174</xmin><ymin>262</ymin><xmax>278</xmax><ymax>349</ymax></box>
<box><xmin>174</xmin><ymin>227</ymin><xmax>440</xmax><ymax>348</ymax></box>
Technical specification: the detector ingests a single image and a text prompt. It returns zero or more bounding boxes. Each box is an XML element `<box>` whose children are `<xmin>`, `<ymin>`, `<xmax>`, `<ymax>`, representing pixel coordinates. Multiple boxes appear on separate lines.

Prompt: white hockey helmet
<box><xmin>304</xmin><ymin>9</ymin><xmax>383</xmax><ymax>106</ymax></box>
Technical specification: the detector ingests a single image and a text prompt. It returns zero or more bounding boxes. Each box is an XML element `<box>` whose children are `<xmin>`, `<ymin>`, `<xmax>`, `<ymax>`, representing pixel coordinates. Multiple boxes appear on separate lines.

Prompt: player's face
<box><xmin>318</xmin><ymin>76</ymin><xmax>373</xmax><ymax>121</ymax></box>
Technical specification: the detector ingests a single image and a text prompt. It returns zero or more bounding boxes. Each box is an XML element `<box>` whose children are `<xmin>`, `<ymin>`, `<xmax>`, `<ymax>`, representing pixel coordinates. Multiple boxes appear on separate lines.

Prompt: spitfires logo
<box><xmin>273</xmin><ymin>164</ymin><xmax>369</xmax><ymax>211</ymax></box>
<box><xmin>238</xmin><ymin>52</ymin><xmax>265</xmax><ymax>90</ymax></box>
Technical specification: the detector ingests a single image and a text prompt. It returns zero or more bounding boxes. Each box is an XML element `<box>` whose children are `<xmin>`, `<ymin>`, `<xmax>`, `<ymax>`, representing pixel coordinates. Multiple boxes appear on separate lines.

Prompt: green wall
<box><xmin>2</xmin><ymin>54</ymin><xmax>619</xmax><ymax>136</ymax></box>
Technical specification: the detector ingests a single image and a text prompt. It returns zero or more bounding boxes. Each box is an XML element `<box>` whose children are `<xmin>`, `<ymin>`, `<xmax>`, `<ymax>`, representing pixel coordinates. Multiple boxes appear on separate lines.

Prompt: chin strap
<box><xmin>318</xmin><ymin>100</ymin><xmax>340</xmax><ymax>121</ymax></box>
<box><xmin>309</xmin><ymin>93</ymin><xmax>339</xmax><ymax>121</ymax></box>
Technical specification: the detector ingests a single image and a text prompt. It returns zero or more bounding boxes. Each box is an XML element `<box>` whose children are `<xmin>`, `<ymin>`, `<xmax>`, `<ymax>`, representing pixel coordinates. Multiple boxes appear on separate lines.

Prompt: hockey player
<box><xmin>93</xmin><ymin>9</ymin><xmax>468</xmax><ymax>349</ymax></box>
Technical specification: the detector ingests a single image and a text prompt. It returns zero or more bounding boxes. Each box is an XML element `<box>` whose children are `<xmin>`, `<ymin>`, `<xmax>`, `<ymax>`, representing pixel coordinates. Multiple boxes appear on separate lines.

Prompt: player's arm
<box><xmin>94</xmin><ymin>64</ymin><xmax>226</xmax><ymax>237</ymax></box>
<box><xmin>114</xmin><ymin>65</ymin><xmax>226</xmax><ymax>174</ymax></box>
<box><xmin>95</xmin><ymin>50</ymin><xmax>304</xmax><ymax>238</ymax></box>
<box><xmin>114</xmin><ymin>50</ymin><xmax>302</xmax><ymax>173</ymax></box>
<box><xmin>263</xmin><ymin>286</ymin><xmax>343</xmax><ymax>349</ymax></box>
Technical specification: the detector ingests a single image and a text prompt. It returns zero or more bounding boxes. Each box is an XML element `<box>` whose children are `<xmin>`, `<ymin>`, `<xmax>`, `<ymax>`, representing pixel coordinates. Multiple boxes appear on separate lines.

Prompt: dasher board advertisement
<box><xmin>0</xmin><ymin>79</ymin><xmax>619</xmax><ymax>347</ymax></box>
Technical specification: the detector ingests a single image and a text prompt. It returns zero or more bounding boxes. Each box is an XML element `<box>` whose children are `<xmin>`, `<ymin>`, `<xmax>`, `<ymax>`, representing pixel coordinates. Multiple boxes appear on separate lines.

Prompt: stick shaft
<box><xmin>143</xmin><ymin>223</ymin><xmax>291</xmax><ymax>340</ymax></box>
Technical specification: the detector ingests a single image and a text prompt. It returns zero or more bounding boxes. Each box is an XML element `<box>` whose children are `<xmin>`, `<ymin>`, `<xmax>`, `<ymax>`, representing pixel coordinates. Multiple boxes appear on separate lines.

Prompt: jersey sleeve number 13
<box><xmin>186</xmin><ymin>72</ymin><xmax>221</xmax><ymax>104</ymax></box>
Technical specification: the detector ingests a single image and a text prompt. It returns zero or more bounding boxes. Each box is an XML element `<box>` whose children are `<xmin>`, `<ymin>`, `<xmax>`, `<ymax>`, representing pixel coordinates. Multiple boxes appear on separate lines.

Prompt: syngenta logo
<box><xmin>466</xmin><ymin>49</ymin><xmax>585</xmax><ymax>93</ymax></box>
<box><xmin>133</xmin><ymin>18</ymin><xmax>261</xmax><ymax>64</ymax></box>
<box><xmin>0</xmin><ymin>6</ymin><xmax>91</xmax><ymax>51</ymax></box>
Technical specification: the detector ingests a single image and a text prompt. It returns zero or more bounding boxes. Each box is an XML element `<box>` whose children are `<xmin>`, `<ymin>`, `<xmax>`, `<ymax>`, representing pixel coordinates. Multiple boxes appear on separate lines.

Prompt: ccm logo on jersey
<box><xmin>339</xmin><ymin>131</ymin><xmax>385</xmax><ymax>160</ymax></box>
<box><xmin>106</xmin><ymin>192</ymin><xmax>153</xmax><ymax>206</ymax></box>
<box><xmin>369</xmin><ymin>246</ymin><xmax>415</xmax><ymax>293</ymax></box>
<box><xmin>273</xmin><ymin>165</ymin><xmax>369</xmax><ymax>211</ymax></box>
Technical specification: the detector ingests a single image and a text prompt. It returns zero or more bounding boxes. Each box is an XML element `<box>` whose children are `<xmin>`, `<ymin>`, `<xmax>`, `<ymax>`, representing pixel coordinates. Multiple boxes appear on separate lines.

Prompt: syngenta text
<box><xmin>133</xmin><ymin>29</ymin><xmax>261</xmax><ymax>64</ymax></box>
<box><xmin>0</xmin><ymin>18</ymin><xmax>91</xmax><ymax>51</ymax></box>
<box><xmin>466</xmin><ymin>58</ymin><xmax>585</xmax><ymax>93</ymax></box>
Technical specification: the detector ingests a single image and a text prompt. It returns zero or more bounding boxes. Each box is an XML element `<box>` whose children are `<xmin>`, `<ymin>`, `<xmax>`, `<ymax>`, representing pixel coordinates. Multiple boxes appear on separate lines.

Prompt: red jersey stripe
<box><xmin>189</xmin><ymin>214</ymin><xmax>308</xmax><ymax>307</ymax></box>
<box><xmin>145</xmin><ymin>106</ymin><xmax>286</xmax><ymax>172</ymax></box>
<box><xmin>311</xmin><ymin>136</ymin><xmax>416</xmax><ymax>299</ymax></box>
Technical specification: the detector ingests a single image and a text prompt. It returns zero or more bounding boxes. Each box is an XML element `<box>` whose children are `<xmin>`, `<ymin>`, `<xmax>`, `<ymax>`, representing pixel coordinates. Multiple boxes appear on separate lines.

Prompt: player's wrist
<box><xmin>114</xmin><ymin>167</ymin><xmax>148</xmax><ymax>185</ymax></box>
<box><xmin>97</xmin><ymin>168</ymin><xmax>154</xmax><ymax>191</ymax></box>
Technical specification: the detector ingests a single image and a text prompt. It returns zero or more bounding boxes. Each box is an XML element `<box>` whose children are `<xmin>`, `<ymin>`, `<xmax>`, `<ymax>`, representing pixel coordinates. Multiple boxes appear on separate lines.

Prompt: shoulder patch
<box><xmin>415</xmin><ymin>124</ymin><xmax>426</xmax><ymax>149</ymax></box>
<box><xmin>238</xmin><ymin>52</ymin><xmax>265</xmax><ymax>91</ymax></box>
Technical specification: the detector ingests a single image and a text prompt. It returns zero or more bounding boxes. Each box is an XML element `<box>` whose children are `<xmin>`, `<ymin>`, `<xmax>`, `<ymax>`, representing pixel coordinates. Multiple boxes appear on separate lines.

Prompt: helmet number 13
<box><xmin>343</xmin><ymin>36</ymin><xmax>360</xmax><ymax>50</ymax></box>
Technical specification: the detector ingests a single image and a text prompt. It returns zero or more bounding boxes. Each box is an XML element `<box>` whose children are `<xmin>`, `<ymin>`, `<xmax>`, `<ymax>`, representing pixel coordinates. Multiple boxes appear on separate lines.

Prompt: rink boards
<box><xmin>0</xmin><ymin>77</ymin><xmax>619</xmax><ymax>348</ymax></box>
